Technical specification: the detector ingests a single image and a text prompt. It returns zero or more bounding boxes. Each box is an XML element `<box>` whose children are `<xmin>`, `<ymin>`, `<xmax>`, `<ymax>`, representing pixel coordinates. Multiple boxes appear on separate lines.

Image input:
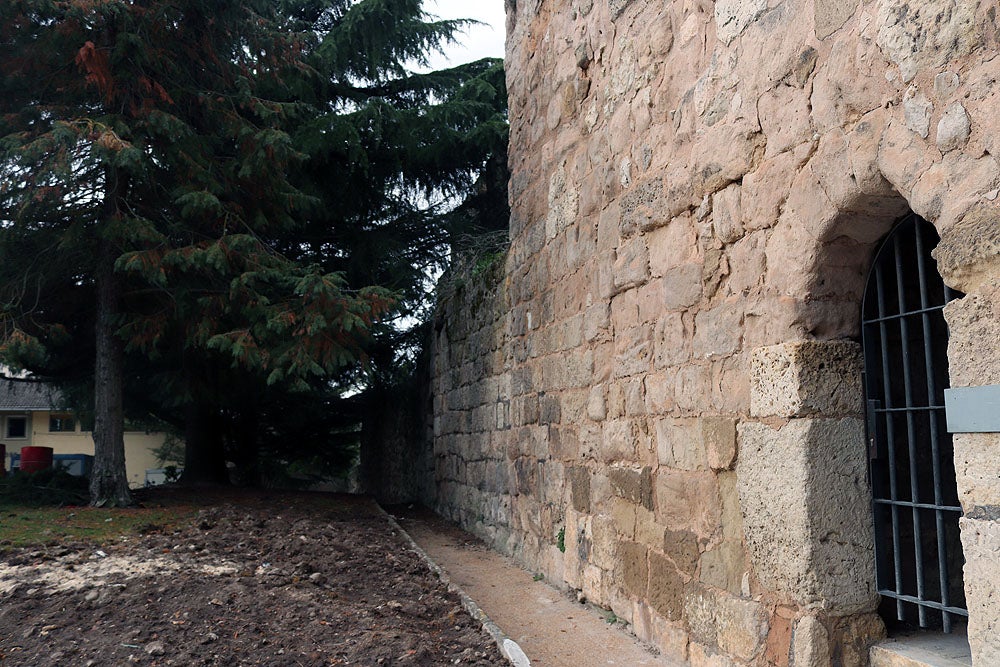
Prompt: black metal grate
<box><xmin>862</xmin><ymin>213</ymin><xmax>966</xmax><ymax>632</ymax></box>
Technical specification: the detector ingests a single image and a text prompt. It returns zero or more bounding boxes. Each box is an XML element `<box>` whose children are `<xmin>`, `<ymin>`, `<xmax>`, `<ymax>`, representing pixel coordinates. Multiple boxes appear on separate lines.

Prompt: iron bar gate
<box><xmin>861</xmin><ymin>213</ymin><xmax>966</xmax><ymax>632</ymax></box>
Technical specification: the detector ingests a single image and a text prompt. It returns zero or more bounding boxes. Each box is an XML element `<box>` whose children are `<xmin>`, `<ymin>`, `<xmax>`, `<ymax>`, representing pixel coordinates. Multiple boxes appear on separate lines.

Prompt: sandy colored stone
<box><xmin>936</xmin><ymin>102</ymin><xmax>971</xmax><ymax>153</ymax></box>
<box><xmin>876</xmin><ymin>0</ymin><xmax>980</xmax><ymax>83</ymax></box>
<box><xmin>699</xmin><ymin>471</ymin><xmax>745</xmax><ymax>596</ymax></box>
<box><xmin>702</xmin><ymin>416</ymin><xmax>737</xmax><ymax>471</ymax></box>
<box><xmin>655</xmin><ymin>468</ymin><xmax>721</xmax><ymax>539</ymax></box>
<box><xmin>814</xmin><ymin>0</ymin><xmax>858</xmax><ymax>39</ymax></box>
<box><xmin>715</xmin><ymin>0</ymin><xmax>768</xmax><ymax>45</ymax></box>
<box><xmin>684</xmin><ymin>585</ymin><xmax>769</xmax><ymax>662</ymax></box>
<box><xmin>903</xmin><ymin>87</ymin><xmax>932</xmax><ymax>139</ymax></box>
<box><xmin>791</xmin><ymin>615</ymin><xmax>830</xmax><ymax>667</ymax></box>
<box><xmin>647</xmin><ymin>551</ymin><xmax>686</xmax><ymax>620</ymax></box>
<box><xmin>943</xmin><ymin>279</ymin><xmax>1000</xmax><ymax>387</ymax></box>
<box><xmin>569</xmin><ymin>466</ymin><xmax>591</xmax><ymax>514</ymax></box>
<box><xmin>620</xmin><ymin>540</ymin><xmax>649</xmax><ymax>598</ymax></box>
<box><xmin>961</xmin><ymin>515</ymin><xmax>1000</xmax><ymax>665</ymax></box>
<box><xmin>608</xmin><ymin>465</ymin><xmax>653</xmax><ymax>510</ymax></box>
<box><xmin>750</xmin><ymin>341</ymin><xmax>863</xmax><ymax>418</ymax></box>
<box><xmin>737</xmin><ymin>418</ymin><xmax>877</xmax><ymax>613</ymax></box>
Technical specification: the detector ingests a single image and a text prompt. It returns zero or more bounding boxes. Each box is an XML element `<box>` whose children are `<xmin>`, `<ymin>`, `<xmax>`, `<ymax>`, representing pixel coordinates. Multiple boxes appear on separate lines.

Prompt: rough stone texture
<box><xmin>685</xmin><ymin>585</ymin><xmax>769</xmax><ymax>662</ymax></box>
<box><xmin>936</xmin><ymin>102</ymin><xmax>971</xmax><ymax>153</ymax></box>
<box><xmin>750</xmin><ymin>342</ymin><xmax>864</xmax><ymax>418</ymax></box>
<box><xmin>791</xmin><ymin>615</ymin><xmax>830</xmax><ymax>667</ymax></box>
<box><xmin>961</xmin><ymin>516</ymin><xmax>1000</xmax><ymax>664</ymax></box>
<box><xmin>737</xmin><ymin>418</ymin><xmax>877</xmax><ymax>613</ymax></box>
<box><xmin>815</xmin><ymin>0</ymin><xmax>858</xmax><ymax>40</ymax></box>
<box><xmin>423</xmin><ymin>1</ymin><xmax>1000</xmax><ymax>664</ymax></box>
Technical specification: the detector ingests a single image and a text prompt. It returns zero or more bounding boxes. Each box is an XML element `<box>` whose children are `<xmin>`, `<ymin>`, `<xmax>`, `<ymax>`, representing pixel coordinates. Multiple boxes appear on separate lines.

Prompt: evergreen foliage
<box><xmin>0</xmin><ymin>0</ymin><xmax>509</xmax><ymax>498</ymax></box>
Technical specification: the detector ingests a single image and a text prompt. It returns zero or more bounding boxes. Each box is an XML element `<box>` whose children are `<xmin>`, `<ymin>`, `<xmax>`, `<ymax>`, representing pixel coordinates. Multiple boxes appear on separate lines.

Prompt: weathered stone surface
<box><xmin>655</xmin><ymin>468</ymin><xmax>721</xmax><ymax>539</ymax></box>
<box><xmin>693</xmin><ymin>304</ymin><xmax>743</xmax><ymax>360</ymax></box>
<box><xmin>715</xmin><ymin>0</ymin><xmax>768</xmax><ymax>45</ymax></box>
<box><xmin>702</xmin><ymin>416</ymin><xmax>737</xmax><ymax>471</ymax></box>
<box><xmin>876</xmin><ymin>0</ymin><xmax>980</xmax><ymax>83</ymax></box>
<box><xmin>936</xmin><ymin>102</ymin><xmax>971</xmax><ymax>153</ymax></box>
<box><xmin>648</xmin><ymin>551</ymin><xmax>686</xmax><ymax>620</ymax></box>
<box><xmin>608</xmin><ymin>465</ymin><xmax>653</xmax><ymax>510</ymax></box>
<box><xmin>699</xmin><ymin>471</ymin><xmax>745</xmax><ymax>595</ymax></box>
<box><xmin>903</xmin><ymin>87</ymin><xmax>932</xmax><ymax>139</ymax></box>
<box><xmin>814</xmin><ymin>0</ymin><xmax>857</xmax><ymax>40</ymax></box>
<box><xmin>664</xmin><ymin>529</ymin><xmax>700</xmax><ymax>576</ymax></box>
<box><xmin>961</xmin><ymin>516</ymin><xmax>1000</xmax><ymax>665</ymax></box>
<box><xmin>737</xmin><ymin>418</ymin><xmax>877</xmax><ymax>612</ymax></box>
<box><xmin>935</xmin><ymin>209</ymin><xmax>1000</xmax><ymax>294</ymax></box>
<box><xmin>569</xmin><ymin>466</ymin><xmax>591</xmax><ymax>513</ymax></box>
<box><xmin>655</xmin><ymin>418</ymin><xmax>708</xmax><ymax>471</ymax></box>
<box><xmin>750</xmin><ymin>341</ymin><xmax>864</xmax><ymax>418</ymax></box>
<box><xmin>684</xmin><ymin>585</ymin><xmax>769</xmax><ymax>662</ymax></box>
<box><xmin>953</xmin><ymin>433</ymin><xmax>1000</xmax><ymax>511</ymax></box>
<box><xmin>791</xmin><ymin>615</ymin><xmax>830</xmax><ymax>667</ymax></box>
<box><xmin>620</xmin><ymin>540</ymin><xmax>649</xmax><ymax>598</ymax></box>
<box><xmin>427</xmin><ymin>1</ymin><xmax>1000</xmax><ymax>665</ymax></box>
<box><xmin>944</xmin><ymin>281</ymin><xmax>1000</xmax><ymax>387</ymax></box>
<box><xmin>689</xmin><ymin>642</ymin><xmax>739</xmax><ymax>667</ymax></box>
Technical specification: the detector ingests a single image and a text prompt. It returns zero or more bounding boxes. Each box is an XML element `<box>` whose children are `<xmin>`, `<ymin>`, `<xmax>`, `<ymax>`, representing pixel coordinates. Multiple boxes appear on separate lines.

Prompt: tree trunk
<box><xmin>89</xmin><ymin>235</ymin><xmax>132</xmax><ymax>507</ymax></box>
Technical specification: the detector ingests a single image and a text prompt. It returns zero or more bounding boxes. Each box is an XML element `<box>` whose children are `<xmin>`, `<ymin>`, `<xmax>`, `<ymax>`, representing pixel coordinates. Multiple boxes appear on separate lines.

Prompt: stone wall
<box><xmin>429</xmin><ymin>1</ymin><xmax>1000</xmax><ymax>664</ymax></box>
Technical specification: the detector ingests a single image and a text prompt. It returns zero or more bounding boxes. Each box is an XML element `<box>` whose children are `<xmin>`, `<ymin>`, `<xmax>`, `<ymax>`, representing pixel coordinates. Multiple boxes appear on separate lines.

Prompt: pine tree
<box><xmin>0</xmin><ymin>1</ymin><xmax>508</xmax><ymax>498</ymax></box>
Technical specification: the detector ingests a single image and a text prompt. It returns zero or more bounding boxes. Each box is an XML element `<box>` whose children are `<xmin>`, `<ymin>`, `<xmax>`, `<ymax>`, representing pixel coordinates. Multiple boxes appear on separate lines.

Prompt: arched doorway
<box><xmin>861</xmin><ymin>213</ymin><xmax>966</xmax><ymax>633</ymax></box>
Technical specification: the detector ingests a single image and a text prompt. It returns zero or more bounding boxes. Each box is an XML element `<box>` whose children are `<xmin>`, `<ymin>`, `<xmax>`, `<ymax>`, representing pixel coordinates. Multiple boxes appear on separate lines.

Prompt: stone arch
<box><xmin>737</xmin><ymin>104</ymin><xmax>997</xmax><ymax>656</ymax></box>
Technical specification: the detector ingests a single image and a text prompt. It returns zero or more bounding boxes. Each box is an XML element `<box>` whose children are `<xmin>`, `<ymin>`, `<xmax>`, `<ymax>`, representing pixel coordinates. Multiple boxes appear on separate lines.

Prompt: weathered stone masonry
<box><xmin>428</xmin><ymin>1</ymin><xmax>1000</xmax><ymax>665</ymax></box>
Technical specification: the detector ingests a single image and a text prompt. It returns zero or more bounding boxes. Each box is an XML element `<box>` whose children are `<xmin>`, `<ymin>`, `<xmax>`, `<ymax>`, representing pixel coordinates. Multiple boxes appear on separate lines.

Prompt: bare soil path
<box><xmin>393</xmin><ymin>506</ymin><xmax>681</xmax><ymax>667</ymax></box>
<box><xmin>0</xmin><ymin>490</ymin><xmax>505</xmax><ymax>666</ymax></box>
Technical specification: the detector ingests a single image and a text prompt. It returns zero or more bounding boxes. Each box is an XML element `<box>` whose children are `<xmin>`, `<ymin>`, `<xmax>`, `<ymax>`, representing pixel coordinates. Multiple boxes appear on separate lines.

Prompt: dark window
<box><xmin>862</xmin><ymin>213</ymin><xmax>966</xmax><ymax>633</ymax></box>
<box><xmin>49</xmin><ymin>415</ymin><xmax>75</xmax><ymax>432</ymax></box>
<box><xmin>5</xmin><ymin>416</ymin><xmax>27</xmax><ymax>439</ymax></box>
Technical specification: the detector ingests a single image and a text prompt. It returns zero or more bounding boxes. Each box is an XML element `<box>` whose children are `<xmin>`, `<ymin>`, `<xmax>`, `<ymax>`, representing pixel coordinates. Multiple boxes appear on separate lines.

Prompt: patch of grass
<box><xmin>0</xmin><ymin>504</ymin><xmax>198</xmax><ymax>549</ymax></box>
<box><xmin>556</xmin><ymin>526</ymin><xmax>566</xmax><ymax>553</ymax></box>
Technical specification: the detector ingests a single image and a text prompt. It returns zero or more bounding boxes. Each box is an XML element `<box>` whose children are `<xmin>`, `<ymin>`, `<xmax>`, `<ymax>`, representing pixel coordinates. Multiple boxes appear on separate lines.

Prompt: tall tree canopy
<box><xmin>0</xmin><ymin>0</ymin><xmax>509</xmax><ymax>503</ymax></box>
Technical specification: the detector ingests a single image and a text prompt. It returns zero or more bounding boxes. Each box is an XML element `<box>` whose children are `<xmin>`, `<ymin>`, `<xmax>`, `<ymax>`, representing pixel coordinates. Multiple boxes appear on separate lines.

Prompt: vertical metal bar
<box><xmin>894</xmin><ymin>230</ymin><xmax>928</xmax><ymax>628</ymax></box>
<box><xmin>915</xmin><ymin>221</ymin><xmax>953</xmax><ymax>632</ymax></box>
<box><xmin>875</xmin><ymin>261</ymin><xmax>905</xmax><ymax>621</ymax></box>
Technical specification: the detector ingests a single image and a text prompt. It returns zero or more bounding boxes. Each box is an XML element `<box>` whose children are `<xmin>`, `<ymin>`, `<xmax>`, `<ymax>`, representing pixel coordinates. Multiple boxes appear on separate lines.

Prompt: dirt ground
<box><xmin>0</xmin><ymin>490</ymin><xmax>506</xmax><ymax>666</ymax></box>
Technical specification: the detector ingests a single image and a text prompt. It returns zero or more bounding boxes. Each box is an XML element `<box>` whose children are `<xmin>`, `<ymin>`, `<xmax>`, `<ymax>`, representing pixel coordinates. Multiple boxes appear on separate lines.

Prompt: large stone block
<box><xmin>944</xmin><ymin>281</ymin><xmax>1000</xmax><ymax>388</ymax></box>
<box><xmin>699</xmin><ymin>471</ymin><xmax>746</xmax><ymax>596</ymax></box>
<box><xmin>953</xmin><ymin>432</ymin><xmax>1000</xmax><ymax>511</ymax></box>
<box><xmin>648</xmin><ymin>551</ymin><xmax>686</xmax><ymax>620</ymax></box>
<box><xmin>702</xmin><ymin>416</ymin><xmax>737</xmax><ymax>471</ymax></box>
<box><xmin>620</xmin><ymin>540</ymin><xmax>649</xmax><ymax>598</ymax></box>
<box><xmin>655</xmin><ymin>417</ymin><xmax>708</xmax><ymax>471</ymax></box>
<box><xmin>684</xmin><ymin>585</ymin><xmax>770</xmax><ymax>662</ymax></box>
<box><xmin>736</xmin><ymin>418</ymin><xmax>878</xmax><ymax>613</ymax></box>
<box><xmin>608</xmin><ymin>465</ymin><xmax>654</xmax><ymax>510</ymax></box>
<box><xmin>791</xmin><ymin>615</ymin><xmax>830</xmax><ymax>667</ymax></box>
<box><xmin>749</xmin><ymin>341</ymin><xmax>863</xmax><ymax>418</ymax></box>
<box><xmin>693</xmin><ymin>303</ymin><xmax>744</xmax><ymax>360</ymax></box>
<box><xmin>569</xmin><ymin>466</ymin><xmax>591</xmax><ymax>513</ymax></box>
<box><xmin>654</xmin><ymin>468</ymin><xmax>721</xmax><ymax>539</ymax></box>
<box><xmin>961</xmin><ymin>514</ymin><xmax>1000</xmax><ymax>665</ymax></box>
<box><xmin>876</xmin><ymin>0</ymin><xmax>980</xmax><ymax>83</ymax></box>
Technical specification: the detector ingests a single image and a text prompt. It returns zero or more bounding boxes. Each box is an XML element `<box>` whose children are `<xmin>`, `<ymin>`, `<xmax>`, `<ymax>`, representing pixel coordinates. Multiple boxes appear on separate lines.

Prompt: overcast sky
<box><xmin>420</xmin><ymin>0</ymin><xmax>506</xmax><ymax>70</ymax></box>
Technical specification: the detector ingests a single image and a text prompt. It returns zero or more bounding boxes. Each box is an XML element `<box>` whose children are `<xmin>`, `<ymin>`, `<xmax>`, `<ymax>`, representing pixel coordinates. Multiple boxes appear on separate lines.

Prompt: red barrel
<box><xmin>20</xmin><ymin>446</ymin><xmax>53</xmax><ymax>473</ymax></box>
<box><xmin>0</xmin><ymin>444</ymin><xmax>5</xmax><ymax>475</ymax></box>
